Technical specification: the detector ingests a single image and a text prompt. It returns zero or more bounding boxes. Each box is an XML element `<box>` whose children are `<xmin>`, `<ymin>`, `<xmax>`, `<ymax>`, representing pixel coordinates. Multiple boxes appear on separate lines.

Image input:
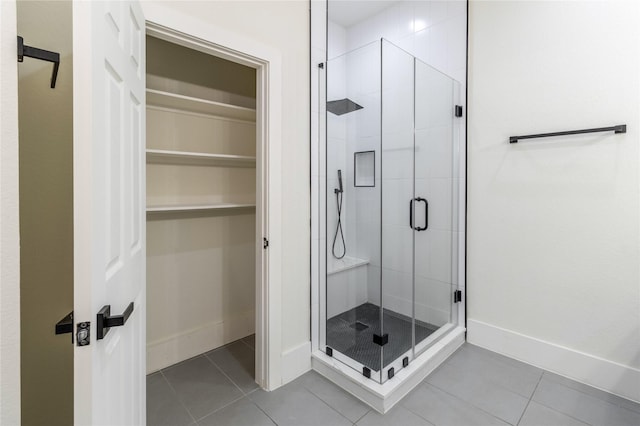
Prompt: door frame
<box><xmin>144</xmin><ymin>4</ymin><xmax>283</xmax><ymax>390</ymax></box>
<box><xmin>0</xmin><ymin>0</ymin><xmax>21</xmax><ymax>423</ymax></box>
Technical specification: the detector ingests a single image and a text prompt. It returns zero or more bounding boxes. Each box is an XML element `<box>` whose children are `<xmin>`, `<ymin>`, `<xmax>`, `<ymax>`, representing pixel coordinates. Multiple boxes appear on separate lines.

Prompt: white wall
<box><xmin>144</xmin><ymin>0</ymin><xmax>310</xmax><ymax>385</ymax></box>
<box><xmin>0</xmin><ymin>1</ymin><xmax>20</xmax><ymax>423</ymax></box>
<box><xmin>467</xmin><ymin>0</ymin><xmax>640</xmax><ymax>402</ymax></box>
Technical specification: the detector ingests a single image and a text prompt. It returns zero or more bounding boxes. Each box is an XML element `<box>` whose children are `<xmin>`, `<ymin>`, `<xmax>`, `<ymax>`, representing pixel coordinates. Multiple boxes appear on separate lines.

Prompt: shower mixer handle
<box><xmin>409</xmin><ymin>197</ymin><xmax>428</xmax><ymax>231</ymax></box>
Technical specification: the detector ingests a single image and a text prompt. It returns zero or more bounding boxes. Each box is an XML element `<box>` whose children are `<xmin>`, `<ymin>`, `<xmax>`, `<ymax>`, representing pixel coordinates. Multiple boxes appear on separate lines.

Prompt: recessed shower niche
<box><xmin>354</xmin><ymin>151</ymin><xmax>375</xmax><ymax>187</ymax></box>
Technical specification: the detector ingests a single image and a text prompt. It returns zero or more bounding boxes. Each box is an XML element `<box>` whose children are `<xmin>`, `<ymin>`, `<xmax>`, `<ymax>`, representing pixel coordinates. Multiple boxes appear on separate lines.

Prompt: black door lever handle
<box><xmin>97</xmin><ymin>302</ymin><xmax>134</xmax><ymax>340</ymax></box>
<box><xmin>55</xmin><ymin>311</ymin><xmax>73</xmax><ymax>335</ymax></box>
<box><xmin>55</xmin><ymin>311</ymin><xmax>74</xmax><ymax>344</ymax></box>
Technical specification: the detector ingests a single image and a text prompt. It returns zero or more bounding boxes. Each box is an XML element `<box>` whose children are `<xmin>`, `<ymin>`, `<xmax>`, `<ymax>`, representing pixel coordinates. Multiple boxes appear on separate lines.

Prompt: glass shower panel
<box><xmin>413</xmin><ymin>59</ymin><xmax>459</xmax><ymax>354</ymax></box>
<box><xmin>380</xmin><ymin>40</ymin><xmax>416</xmax><ymax>379</ymax></box>
<box><xmin>323</xmin><ymin>40</ymin><xmax>461</xmax><ymax>384</ymax></box>
<box><xmin>325</xmin><ymin>41</ymin><xmax>383</xmax><ymax>381</ymax></box>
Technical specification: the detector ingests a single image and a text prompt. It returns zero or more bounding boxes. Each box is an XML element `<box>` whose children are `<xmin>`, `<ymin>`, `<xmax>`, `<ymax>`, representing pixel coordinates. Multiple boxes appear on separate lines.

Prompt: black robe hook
<box><xmin>17</xmin><ymin>36</ymin><xmax>60</xmax><ymax>88</ymax></box>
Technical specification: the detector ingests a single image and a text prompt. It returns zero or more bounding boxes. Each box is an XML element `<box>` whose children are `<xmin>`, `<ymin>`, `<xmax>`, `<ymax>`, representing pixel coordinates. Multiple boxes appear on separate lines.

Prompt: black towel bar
<box><xmin>510</xmin><ymin>125</ymin><xmax>626</xmax><ymax>144</ymax></box>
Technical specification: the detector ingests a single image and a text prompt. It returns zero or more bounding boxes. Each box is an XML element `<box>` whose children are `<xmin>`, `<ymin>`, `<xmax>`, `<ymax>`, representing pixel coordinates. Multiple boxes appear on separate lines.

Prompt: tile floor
<box><xmin>147</xmin><ymin>336</ymin><xmax>640</xmax><ymax>426</ymax></box>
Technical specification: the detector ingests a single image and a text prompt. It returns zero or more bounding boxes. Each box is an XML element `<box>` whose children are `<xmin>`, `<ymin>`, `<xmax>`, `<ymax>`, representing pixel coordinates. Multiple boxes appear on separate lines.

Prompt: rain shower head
<box><xmin>327</xmin><ymin>98</ymin><xmax>363</xmax><ymax>116</ymax></box>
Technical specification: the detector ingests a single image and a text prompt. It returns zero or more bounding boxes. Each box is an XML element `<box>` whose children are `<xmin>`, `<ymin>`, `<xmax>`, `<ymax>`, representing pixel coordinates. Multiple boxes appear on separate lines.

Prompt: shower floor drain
<box><xmin>349</xmin><ymin>321</ymin><xmax>369</xmax><ymax>331</ymax></box>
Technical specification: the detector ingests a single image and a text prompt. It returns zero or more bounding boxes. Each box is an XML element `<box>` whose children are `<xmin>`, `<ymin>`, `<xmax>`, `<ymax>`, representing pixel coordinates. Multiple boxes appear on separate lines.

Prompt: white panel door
<box><xmin>73</xmin><ymin>1</ymin><xmax>146</xmax><ymax>425</ymax></box>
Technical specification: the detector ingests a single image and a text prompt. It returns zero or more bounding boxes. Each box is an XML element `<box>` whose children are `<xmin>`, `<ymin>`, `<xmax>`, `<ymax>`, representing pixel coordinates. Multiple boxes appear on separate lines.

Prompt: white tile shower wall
<box><xmin>325</xmin><ymin>20</ymin><xmax>374</xmax><ymax>320</ymax></box>
<box><xmin>327</xmin><ymin>267</ymin><xmax>368</xmax><ymax>318</ymax></box>
<box><xmin>343</xmin><ymin>0</ymin><xmax>467</xmax><ymax>320</ymax></box>
<box><xmin>326</xmin><ymin>23</ymin><xmax>348</xmax><ymax>268</ymax></box>
<box><xmin>346</xmin><ymin>0</ymin><xmax>467</xmax><ymax>79</ymax></box>
<box><xmin>315</xmin><ymin>0</ymin><xmax>467</xmax><ymax>340</ymax></box>
<box><xmin>346</xmin><ymin>42</ymin><xmax>381</xmax><ymax>273</ymax></box>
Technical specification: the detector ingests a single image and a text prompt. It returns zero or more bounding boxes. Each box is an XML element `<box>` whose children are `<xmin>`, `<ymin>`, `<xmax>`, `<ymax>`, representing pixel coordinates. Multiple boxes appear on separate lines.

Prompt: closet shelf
<box><xmin>146</xmin><ymin>149</ymin><xmax>256</xmax><ymax>167</ymax></box>
<box><xmin>146</xmin><ymin>89</ymin><xmax>256</xmax><ymax>122</ymax></box>
<box><xmin>147</xmin><ymin>203</ymin><xmax>256</xmax><ymax>214</ymax></box>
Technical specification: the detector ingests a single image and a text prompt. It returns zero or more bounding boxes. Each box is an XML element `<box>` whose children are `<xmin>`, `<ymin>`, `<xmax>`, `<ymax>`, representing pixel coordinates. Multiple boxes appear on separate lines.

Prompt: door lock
<box><xmin>76</xmin><ymin>322</ymin><xmax>90</xmax><ymax>346</ymax></box>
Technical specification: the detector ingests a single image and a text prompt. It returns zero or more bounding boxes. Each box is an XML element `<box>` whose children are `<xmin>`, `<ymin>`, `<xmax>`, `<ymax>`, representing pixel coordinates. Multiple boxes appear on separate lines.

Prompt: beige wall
<box><xmin>148</xmin><ymin>1</ymin><xmax>311</xmax><ymax>356</ymax></box>
<box><xmin>468</xmin><ymin>0</ymin><xmax>639</xmax><ymax>400</ymax></box>
<box><xmin>17</xmin><ymin>1</ymin><xmax>73</xmax><ymax>424</ymax></box>
<box><xmin>147</xmin><ymin>35</ymin><xmax>257</xmax><ymax>101</ymax></box>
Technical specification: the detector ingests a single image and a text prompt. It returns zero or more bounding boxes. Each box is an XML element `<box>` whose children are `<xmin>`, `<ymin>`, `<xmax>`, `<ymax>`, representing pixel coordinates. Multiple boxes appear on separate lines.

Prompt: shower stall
<box><xmin>317</xmin><ymin>39</ymin><xmax>464</xmax><ymax>391</ymax></box>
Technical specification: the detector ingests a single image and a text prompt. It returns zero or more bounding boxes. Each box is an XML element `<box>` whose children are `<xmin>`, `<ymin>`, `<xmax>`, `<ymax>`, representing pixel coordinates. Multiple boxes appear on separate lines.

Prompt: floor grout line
<box><xmin>423</xmin><ymin>381</ymin><xmax>516</xmax><ymax>425</ymax></box>
<box><xmin>398</xmin><ymin>391</ymin><xmax>437</xmax><ymax>426</ymax></box>
<box><xmin>159</xmin><ymin>369</ymin><xmax>199</xmax><ymax>425</ymax></box>
<box><xmin>195</xmin><ymin>394</ymin><xmax>247</xmax><ymax>423</ymax></box>
<box><xmin>203</xmin><ymin>351</ymin><xmax>252</xmax><ymax>396</ymax></box>
<box><xmin>250</xmin><ymin>399</ymin><xmax>279</xmax><ymax>426</ymax></box>
<box><xmin>526</xmin><ymin>378</ymin><xmax>605</xmax><ymax>426</ymax></box>
<box><xmin>541</xmin><ymin>371</ymin><xmax>640</xmax><ymax>413</ymax></box>
<box><xmin>515</xmin><ymin>372</ymin><xmax>543</xmax><ymax>425</ymax></box>
<box><xmin>239</xmin><ymin>335</ymin><xmax>255</xmax><ymax>351</ymax></box>
<box><xmin>399</xmin><ymin>401</ymin><xmax>437</xmax><ymax>426</ymax></box>
<box><xmin>352</xmin><ymin>409</ymin><xmax>371</xmax><ymax>425</ymax></box>
<box><xmin>303</xmin><ymin>386</ymin><xmax>359</xmax><ymax>425</ymax></box>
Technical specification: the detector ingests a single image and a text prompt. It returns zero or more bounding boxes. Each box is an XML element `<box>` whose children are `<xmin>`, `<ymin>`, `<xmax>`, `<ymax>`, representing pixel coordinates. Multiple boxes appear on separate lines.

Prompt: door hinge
<box><xmin>455</xmin><ymin>105</ymin><xmax>463</xmax><ymax>117</ymax></box>
<box><xmin>363</xmin><ymin>367</ymin><xmax>371</xmax><ymax>378</ymax></box>
<box><xmin>373</xmin><ymin>333</ymin><xmax>389</xmax><ymax>346</ymax></box>
<box><xmin>454</xmin><ymin>290</ymin><xmax>463</xmax><ymax>303</ymax></box>
<box><xmin>263</xmin><ymin>238</ymin><xmax>269</xmax><ymax>249</ymax></box>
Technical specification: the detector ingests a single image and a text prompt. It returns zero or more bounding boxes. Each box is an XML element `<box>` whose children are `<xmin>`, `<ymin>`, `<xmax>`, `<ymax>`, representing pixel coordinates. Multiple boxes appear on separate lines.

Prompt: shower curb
<box><xmin>311</xmin><ymin>326</ymin><xmax>465</xmax><ymax>414</ymax></box>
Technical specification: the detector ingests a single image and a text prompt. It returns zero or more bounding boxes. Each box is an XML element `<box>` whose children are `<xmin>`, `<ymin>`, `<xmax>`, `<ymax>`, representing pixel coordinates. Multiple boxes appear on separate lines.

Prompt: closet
<box><xmin>145</xmin><ymin>36</ymin><xmax>258</xmax><ymax>373</ymax></box>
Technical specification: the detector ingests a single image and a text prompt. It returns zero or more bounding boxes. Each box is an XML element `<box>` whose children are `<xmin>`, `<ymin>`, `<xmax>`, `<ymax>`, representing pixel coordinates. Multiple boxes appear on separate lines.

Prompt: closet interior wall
<box><xmin>145</xmin><ymin>36</ymin><xmax>257</xmax><ymax>373</ymax></box>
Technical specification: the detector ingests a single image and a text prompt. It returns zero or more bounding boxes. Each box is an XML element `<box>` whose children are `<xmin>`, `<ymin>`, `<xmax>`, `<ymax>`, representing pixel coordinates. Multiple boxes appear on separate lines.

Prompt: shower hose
<box><xmin>332</xmin><ymin>189</ymin><xmax>346</xmax><ymax>259</ymax></box>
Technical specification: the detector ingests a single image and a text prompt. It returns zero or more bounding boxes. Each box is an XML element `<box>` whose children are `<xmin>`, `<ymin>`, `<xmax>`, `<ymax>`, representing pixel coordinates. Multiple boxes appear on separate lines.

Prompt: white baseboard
<box><xmin>467</xmin><ymin>319</ymin><xmax>640</xmax><ymax>403</ymax></box>
<box><xmin>147</xmin><ymin>310</ymin><xmax>255</xmax><ymax>374</ymax></box>
<box><xmin>281</xmin><ymin>341</ymin><xmax>312</xmax><ymax>386</ymax></box>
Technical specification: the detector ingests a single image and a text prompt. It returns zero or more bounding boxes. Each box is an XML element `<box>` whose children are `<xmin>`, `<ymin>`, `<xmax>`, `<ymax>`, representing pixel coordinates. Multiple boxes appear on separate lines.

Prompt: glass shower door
<box><xmin>380</xmin><ymin>40</ymin><xmax>417</xmax><ymax>381</ymax></box>
<box><xmin>379</xmin><ymin>44</ymin><xmax>461</xmax><ymax>382</ymax></box>
<box><xmin>413</xmin><ymin>59</ymin><xmax>460</xmax><ymax>355</ymax></box>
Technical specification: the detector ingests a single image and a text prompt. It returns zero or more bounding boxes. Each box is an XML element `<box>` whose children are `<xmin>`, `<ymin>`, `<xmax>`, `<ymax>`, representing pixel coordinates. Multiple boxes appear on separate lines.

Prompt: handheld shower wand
<box><xmin>332</xmin><ymin>170</ymin><xmax>346</xmax><ymax>259</ymax></box>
